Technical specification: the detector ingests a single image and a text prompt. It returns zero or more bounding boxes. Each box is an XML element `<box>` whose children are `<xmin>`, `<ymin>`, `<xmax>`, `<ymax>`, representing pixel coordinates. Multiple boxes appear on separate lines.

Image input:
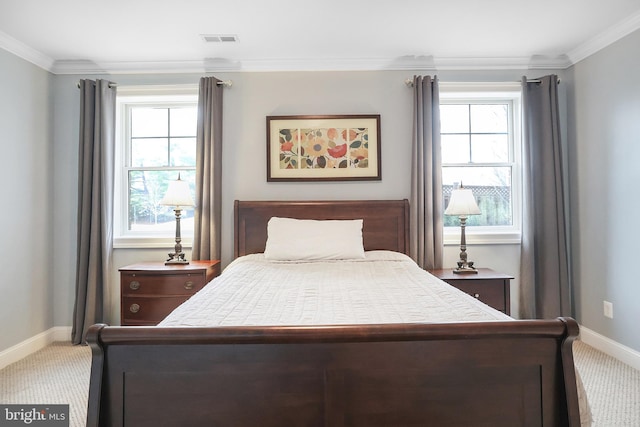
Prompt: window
<box><xmin>114</xmin><ymin>86</ymin><xmax>198</xmax><ymax>248</ymax></box>
<box><xmin>440</xmin><ymin>84</ymin><xmax>521</xmax><ymax>244</ymax></box>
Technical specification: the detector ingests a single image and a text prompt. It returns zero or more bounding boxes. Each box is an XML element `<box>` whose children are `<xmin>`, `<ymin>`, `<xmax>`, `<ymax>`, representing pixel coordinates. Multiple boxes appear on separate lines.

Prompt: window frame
<box><xmin>439</xmin><ymin>82</ymin><xmax>522</xmax><ymax>245</ymax></box>
<box><xmin>114</xmin><ymin>85</ymin><xmax>199</xmax><ymax>249</ymax></box>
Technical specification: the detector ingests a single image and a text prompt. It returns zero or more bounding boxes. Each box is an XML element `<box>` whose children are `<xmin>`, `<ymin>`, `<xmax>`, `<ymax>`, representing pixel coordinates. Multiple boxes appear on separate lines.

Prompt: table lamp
<box><xmin>159</xmin><ymin>174</ymin><xmax>195</xmax><ymax>265</ymax></box>
<box><xmin>444</xmin><ymin>184</ymin><xmax>481</xmax><ymax>274</ymax></box>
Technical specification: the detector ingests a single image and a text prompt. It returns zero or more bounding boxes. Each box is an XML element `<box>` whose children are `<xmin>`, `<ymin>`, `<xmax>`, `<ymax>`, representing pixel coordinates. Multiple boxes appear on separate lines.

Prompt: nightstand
<box><xmin>119</xmin><ymin>260</ymin><xmax>221</xmax><ymax>326</ymax></box>
<box><xmin>428</xmin><ymin>268</ymin><xmax>513</xmax><ymax>315</ymax></box>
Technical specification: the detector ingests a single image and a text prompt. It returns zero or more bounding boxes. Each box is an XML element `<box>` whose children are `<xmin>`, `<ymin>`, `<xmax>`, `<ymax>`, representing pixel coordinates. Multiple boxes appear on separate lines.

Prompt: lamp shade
<box><xmin>444</xmin><ymin>188</ymin><xmax>481</xmax><ymax>216</ymax></box>
<box><xmin>159</xmin><ymin>177</ymin><xmax>195</xmax><ymax>208</ymax></box>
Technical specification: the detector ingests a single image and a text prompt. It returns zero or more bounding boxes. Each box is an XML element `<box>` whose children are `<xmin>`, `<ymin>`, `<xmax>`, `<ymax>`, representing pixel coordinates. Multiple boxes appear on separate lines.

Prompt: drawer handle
<box><xmin>184</xmin><ymin>281</ymin><xmax>194</xmax><ymax>290</ymax></box>
<box><xmin>473</xmin><ymin>293</ymin><xmax>480</xmax><ymax>299</ymax></box>
<box><xmin>129</xmin><ymin>303</ymin><xmax>140</xmax><ymax>314</ymax></box>
<box><xmin>129</xmin><ymin>281</ymin><xmax>140</xmax><ymax>291</ymax></box>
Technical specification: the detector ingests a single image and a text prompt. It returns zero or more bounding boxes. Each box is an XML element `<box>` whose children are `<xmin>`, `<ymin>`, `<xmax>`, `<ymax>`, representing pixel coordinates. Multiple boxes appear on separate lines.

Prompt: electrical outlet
<box><xmin>603</xmin><ymin>300</ymin><xmax>613</xmax><ymax>319</ymax></box>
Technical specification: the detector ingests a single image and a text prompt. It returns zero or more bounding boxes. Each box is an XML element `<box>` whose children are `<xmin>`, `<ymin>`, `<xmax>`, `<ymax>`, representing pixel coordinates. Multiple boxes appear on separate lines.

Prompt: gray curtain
<box><xmin>410</xmin><ymin>75</ymin><xmax>443</xmax><ymax>269</ymax></box>
<box><xmin>519</xmin><ymin>74</ymin><xmax>571</xmax><ymax>319</ymax></box>
<box><xmin>192</xmin><ymin>76</ymin><xmax>223</xmax><ymax>260</ymax></box>
<box><xmin>72</xmin><ymin>79</ymin><xmax>116</xmax><ymax>344</ymax></box>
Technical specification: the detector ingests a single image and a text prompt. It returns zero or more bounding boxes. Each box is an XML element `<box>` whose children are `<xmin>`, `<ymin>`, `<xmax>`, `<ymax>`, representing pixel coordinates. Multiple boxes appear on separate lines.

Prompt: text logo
<box><xmin>0</xmin><ymin>405</ymin><xmax>68</xmax><ymax>426</ymax></box>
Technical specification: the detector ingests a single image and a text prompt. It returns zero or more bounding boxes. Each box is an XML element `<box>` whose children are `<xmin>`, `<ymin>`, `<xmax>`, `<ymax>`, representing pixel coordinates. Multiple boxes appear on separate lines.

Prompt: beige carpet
<box><xmin>0</xmin><ymin>340</ymin><xmax>638</xmax><ymax>426</ymax></box>
<box><xmin>0</xmin><ymin>342</ymin><xmax>90</xmax><ymax>427</ymax></box>
<box><xmin>573</xmin><ymin>340</ymin><xmax>640</xmax><ymax>426</ymax></box>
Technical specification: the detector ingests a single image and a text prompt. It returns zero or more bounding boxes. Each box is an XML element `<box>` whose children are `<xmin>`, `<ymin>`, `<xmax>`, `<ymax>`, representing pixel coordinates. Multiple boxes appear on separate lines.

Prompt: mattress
<box><xmin>159</xmin><ymin>250</ymin><xmax>511</xmax><ymax>327</ymax></box>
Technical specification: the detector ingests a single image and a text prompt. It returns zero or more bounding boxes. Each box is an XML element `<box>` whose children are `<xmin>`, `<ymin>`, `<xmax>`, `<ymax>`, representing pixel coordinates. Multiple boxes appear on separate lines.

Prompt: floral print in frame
<box><xmin>267</xmin><ymin>115</ymin><xmax>380</xmax><ymax>181</ymax></box>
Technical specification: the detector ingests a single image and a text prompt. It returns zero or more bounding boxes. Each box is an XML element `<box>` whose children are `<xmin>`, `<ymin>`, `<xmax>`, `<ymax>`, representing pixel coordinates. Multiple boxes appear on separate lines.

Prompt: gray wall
<box><xmin>54</xmin><ymin>69</ymin><xmax>554</xmax><ymax>326</ymax></box>
<box><xmin>0</xmin><ymin>49</ymin><xmax>53</xmax><ymax>351</ymax></box>
<box><xmin>568</xmin><ymin>28</ymin><xmax>640</xmax><ymax>351</ymax></box>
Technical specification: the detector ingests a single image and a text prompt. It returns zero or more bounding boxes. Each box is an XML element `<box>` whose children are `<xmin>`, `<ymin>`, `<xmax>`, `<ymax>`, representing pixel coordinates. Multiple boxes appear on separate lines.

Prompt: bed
<box><xmin>86</xmin><ymin>199</ymin><xmax>587</xmax><ymax>427</ymax></box>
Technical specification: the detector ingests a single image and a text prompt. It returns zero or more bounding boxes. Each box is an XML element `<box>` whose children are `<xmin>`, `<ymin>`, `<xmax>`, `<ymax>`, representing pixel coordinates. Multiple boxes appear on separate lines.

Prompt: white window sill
<box><xmin>113</xmin><ymin>236</ymin><xmax>193</xmax><ymax>249</ymax></box>
<box><xmin>115</xmin><ymin>234</ymin><xmax>517</xmax><ymax>248</ymax></box>
<box><xmin>444</xmin><ymin>230</ymin><xmax>521</xmax><ymax>245</ymax></box>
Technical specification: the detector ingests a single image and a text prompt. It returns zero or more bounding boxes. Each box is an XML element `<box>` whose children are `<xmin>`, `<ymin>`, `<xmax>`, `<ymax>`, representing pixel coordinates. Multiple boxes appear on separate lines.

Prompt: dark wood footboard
<box><xmin>86</xmin><ymin>318</ymin><xmax>581</xmax><ymax>427</ymax></box>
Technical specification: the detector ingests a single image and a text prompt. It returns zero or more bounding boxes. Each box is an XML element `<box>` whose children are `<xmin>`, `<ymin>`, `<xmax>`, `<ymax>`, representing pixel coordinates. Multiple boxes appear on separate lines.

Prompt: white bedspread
<box><xmin>160</xmin><ymin>251</ymin><xmax>510</xmax><ymax>327</ymax></box>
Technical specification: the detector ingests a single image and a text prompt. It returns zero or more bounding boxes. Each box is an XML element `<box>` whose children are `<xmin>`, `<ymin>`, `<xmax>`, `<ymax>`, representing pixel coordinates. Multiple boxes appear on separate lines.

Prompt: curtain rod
<box><xmin>522</xmin><ymin>78</ymin><xmax>561</xmax><ymax>84</ymax></box>
<box><xmin>404</xmin><ymin>78</ymin><xmax>560</xmax><ymax>87</ymax></box>
<box><xmin>76</xmin><ymin>80</ymin><xmax>233</xmax><ymax>89</ymax></box>
<box><xmin>76</xmin><ymin>81</ymin><xmax>117</xmax><ymax>89</ymax></box>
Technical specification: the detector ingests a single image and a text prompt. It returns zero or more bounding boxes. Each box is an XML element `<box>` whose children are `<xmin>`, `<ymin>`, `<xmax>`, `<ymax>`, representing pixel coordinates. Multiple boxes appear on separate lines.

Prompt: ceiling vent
<box><xmin>201</xmin><ymin>34</ymin><xmax>239</xmax><ymax>43</ymax></box>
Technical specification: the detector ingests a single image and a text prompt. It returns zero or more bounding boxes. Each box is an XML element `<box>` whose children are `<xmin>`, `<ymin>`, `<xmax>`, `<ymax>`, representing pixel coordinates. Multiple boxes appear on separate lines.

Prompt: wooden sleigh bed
<box><xmin>86</xmin><ymin>199</ymin><xmax>582</xmax><ymax>427</ymax></box>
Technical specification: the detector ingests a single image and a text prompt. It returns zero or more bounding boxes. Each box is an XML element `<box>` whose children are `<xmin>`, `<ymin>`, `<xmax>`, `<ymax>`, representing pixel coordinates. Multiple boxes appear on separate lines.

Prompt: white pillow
<box><xmin>264</xmin><ymin>217</ymin><xmax>365</xmax><ymax>261</ymax></box>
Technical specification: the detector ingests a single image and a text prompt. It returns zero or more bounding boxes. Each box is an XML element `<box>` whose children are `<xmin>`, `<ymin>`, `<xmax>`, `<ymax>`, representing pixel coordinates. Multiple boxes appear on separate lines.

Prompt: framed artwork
<box><xmin>267</xmin><ymin>114</ymin><xmax>381</xmax><ymax>181</ymax></box>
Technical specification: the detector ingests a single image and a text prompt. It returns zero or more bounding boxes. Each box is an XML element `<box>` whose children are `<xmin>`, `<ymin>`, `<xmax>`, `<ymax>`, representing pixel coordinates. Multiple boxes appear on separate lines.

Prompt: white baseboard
<box><xmin>0</xmin><ymin>326</ymin><xmax>72</xmax><ymax>370</ymax></box>
<box><xmin>579</xmin><ymin>326</ymin><xmax>640</xmax><ymax>371</ymax></box>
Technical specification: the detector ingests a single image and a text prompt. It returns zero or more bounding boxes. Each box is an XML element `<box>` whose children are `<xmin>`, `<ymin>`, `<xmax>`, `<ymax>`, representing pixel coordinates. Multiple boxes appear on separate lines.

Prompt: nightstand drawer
<box><xmin>428</xmin><ymin>268</ymin><xmax>513</xmax><ymax>315</ymax></box>
<box><xmin>121</xmin><ymin>272</ymin><xmax>206</xmax><ymax>296</ymax></box>
<box><xmin>122</xmin><ymin>295</ymin><xmax>191</xmax><ymax>325</ymax></box>
<box><xmin>119</xmin><ymin>260</ymin><xmax>221</xmax><ymax>326</ymax></box>
<box><xmin>445</xmin><ymin>279</ymin><xmax>506</xmax><ymax>312</ymax></box>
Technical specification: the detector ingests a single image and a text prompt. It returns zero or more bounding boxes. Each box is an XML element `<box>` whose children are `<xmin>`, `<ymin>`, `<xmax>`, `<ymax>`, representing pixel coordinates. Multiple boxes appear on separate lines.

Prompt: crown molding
<box><xmin>51</xmin><ymin>59</ymin><xmax>208</xmax><ymax>75</ymax></box>
<box><xmin>567</xmin><ymin>10</ymin><xmax>640</xmax><ymax>65</ymax></box>
<box><xmin>47</xmin><ymin>55</ymin><xmax>573</xmax><ymax>75</ymax></box>
<box><xmin>0</xmin><ymin>30</ymin><xmax>54</xmax><ymax>71</ymax></box>
<box><xmin>51</xmin><ymin>60</ymin><xmax>108</xmax><ymax>75</ymax></box>
<box><xmin>433</xmin><ymin>55</ymin><xmax>572</xmax><ymax>70</ymax></box>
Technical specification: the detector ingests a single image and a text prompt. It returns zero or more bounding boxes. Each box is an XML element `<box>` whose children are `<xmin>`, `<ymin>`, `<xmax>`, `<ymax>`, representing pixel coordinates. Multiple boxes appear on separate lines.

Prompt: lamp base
<box><xmin>165</xmin><ymin>252</ymin><xmax>189</xmax><ymax>265</ymax></box>
<box><xmin>165</xmin><ymin>260</ymin><xmax>189</xmax><ymax>265</ymax></box>
<box><xmin>453</xmin><ymin>261</ymin><xmax>478</xmax><ymax>274</ymax></box>
<box><xmin>453</xmin><ymin>266</ymin><xmax>478</xmax><ymax>274</ymax></box>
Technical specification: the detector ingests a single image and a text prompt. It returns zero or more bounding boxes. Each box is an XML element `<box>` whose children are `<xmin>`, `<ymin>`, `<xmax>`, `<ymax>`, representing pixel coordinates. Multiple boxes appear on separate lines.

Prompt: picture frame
<box><xmin>266</xmin><ymin>114</ymin><xmax>381</xmax><ymax>181</ymax></box>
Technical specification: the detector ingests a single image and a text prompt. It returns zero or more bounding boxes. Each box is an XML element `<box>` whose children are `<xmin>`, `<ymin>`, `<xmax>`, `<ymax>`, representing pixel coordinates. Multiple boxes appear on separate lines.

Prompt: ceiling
<box><xmin>2</xmin><ymin>0</ymin><xmax>640</xmax><ymax>74</ymax></box>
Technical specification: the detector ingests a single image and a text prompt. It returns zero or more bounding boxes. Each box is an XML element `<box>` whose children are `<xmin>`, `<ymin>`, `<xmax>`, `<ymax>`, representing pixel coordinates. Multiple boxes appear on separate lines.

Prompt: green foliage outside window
<box><xmin>443</xmin><ymin>185</ymin><xmax>511</xmax><ymax>227</ymax></box>
<box><xmin>128</xmin><ymin>170</ymin><xmax>195</xmax><ymax>229</ymax></box>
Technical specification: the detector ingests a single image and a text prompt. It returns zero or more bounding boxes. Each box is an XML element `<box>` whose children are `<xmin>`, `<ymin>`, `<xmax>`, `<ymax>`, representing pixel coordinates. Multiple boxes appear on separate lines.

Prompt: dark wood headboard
<box><xmin>234</xmin><ymin>200</ymin><xmax>410</xmax><ymax>258</ymax></box>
